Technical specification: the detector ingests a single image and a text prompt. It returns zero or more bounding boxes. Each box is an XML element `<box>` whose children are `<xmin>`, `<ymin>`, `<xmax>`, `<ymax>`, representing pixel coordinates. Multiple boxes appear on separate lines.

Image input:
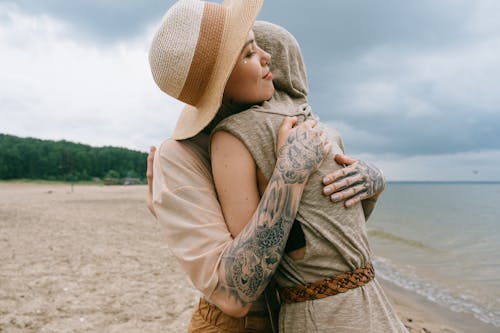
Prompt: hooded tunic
<box><xmin>213</xmin><ymin>21</ymin><xmax>408</xmax><ymax>333</ymax></box>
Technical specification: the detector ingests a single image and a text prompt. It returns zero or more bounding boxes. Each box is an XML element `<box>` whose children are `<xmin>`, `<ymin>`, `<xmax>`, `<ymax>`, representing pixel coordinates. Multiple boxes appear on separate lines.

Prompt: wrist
<box><xmin>275</xmin><ymin>155</ymin><xmax>312</xmax><ymax>185</ymax></box>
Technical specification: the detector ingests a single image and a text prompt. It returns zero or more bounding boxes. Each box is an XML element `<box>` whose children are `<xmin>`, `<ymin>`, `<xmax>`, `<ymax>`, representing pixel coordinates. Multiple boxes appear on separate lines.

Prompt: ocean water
<box><xmin>368</xmin><ymin>182</ymin><xmax>500</xmax><ymax>327</ymax></box>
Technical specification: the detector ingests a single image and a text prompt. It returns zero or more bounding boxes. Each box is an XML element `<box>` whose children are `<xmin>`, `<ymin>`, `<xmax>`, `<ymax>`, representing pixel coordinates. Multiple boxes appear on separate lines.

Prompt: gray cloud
<box><xmin>314</xmin><ymin>32</ymin><xmax>500</xmax><ymax>156</ymax></box>
<box><xmin>0</xmin><ymin>0</ymin><xmax>175</xmax><ymax>41</ymax></box>
<box><xmin>260</xmin><ymin>1</ymin><xmax>476</xmax><ymax>65</ymax></box>
<box><xmin>259</xmin><ymin>1</ymin><xmax>500</xmax><ymax>156</ymax></box>
<box><xmin>1</xmin><ymin>0</ymin><xmax>499</xmax><ymax>177</ymax></box>
<box><xmin>4</xmin><ymin>1</ymin><xmax>477</xmax><ymax>46</ymax></box>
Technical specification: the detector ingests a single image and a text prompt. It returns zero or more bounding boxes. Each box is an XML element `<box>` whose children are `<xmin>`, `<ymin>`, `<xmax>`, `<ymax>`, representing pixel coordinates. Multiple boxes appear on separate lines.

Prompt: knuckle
<box><xmin>326</xmin><ymin>174</ymin><xmax>337</xmax><ymax>182</ymax></box>
<box><xmin>342</xmin><ymin>189</ymin><xmax>352</xmax><ymax>198</ymax></box>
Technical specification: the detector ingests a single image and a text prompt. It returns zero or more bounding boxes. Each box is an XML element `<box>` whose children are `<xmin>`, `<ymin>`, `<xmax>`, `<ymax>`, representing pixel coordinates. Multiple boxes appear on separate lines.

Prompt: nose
<box><xmin>259</xmin><ymin>48</ymin><xmax>271</xmax><ymax>66</ymax></box>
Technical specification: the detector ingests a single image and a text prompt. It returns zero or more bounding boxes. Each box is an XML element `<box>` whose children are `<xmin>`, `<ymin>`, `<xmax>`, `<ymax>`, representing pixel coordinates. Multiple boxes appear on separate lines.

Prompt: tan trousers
<box><xmin>187</xmin><ymin>298</ymin><xmax>274</xmax><ymax>333</ymax></box>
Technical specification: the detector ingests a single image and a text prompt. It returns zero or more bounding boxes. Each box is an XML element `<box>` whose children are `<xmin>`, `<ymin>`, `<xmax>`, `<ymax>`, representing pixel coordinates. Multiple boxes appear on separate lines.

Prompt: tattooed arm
<box><xmin>210</xmin><ymin>117</ymin><xmax>330</xmax><ymax>317</ymax></box>
<box><xmin>322</xmin><ymin>154</ymin><xmax>385</xmax><ymax>220</ymax></box>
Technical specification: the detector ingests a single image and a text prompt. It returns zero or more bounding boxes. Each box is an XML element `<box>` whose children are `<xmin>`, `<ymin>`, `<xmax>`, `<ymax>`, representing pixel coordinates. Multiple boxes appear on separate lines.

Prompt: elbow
<box><xmin>219</xmin><ymin>303</ymin><xmax>251</xmax><ymax>318</ymax></box>
<box><xmin>208</xmin><ymin>295</ymin><xmax>252</xmax><ymax>318</ymax></box>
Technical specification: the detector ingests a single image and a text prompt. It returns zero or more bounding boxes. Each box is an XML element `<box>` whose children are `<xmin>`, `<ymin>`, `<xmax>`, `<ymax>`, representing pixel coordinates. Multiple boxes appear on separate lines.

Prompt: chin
<box><xmin>263</xmin><ymin>87</ymin><xmax>275</xmax><ymax>100</ymax></box>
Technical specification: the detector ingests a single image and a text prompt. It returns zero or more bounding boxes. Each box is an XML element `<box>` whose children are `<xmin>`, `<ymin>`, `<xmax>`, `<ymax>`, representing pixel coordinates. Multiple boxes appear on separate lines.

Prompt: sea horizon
<box><xmin>369</xmin><ymin>182</ymin><xmax>500</xmax><ymax>327</ymax></box>
<box><xmin>387</xmin><ymin>180</ymin><xmax>500</xmax><ymax>184</ymax></box>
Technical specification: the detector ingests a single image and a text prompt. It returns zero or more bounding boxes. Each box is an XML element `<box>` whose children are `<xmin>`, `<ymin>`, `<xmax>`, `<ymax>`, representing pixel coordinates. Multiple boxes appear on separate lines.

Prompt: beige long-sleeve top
<box><xmin>152</xmin><ymin>134</ymin><xmax>232</xmax><ymax>298</ymax></box>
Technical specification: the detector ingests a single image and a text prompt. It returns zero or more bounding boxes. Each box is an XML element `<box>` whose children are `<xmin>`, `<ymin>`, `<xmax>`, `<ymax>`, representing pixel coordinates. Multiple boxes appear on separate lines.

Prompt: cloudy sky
<box><xmin>1</xmin><ymin>0</ymin><xmax>499</xmax><ymax>181</ymax></box>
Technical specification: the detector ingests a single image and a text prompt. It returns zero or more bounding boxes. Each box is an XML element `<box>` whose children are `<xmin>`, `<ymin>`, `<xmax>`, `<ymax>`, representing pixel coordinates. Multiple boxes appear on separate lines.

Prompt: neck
<box><xmin>203</xmin><ymin>99</ymin><xmax>259</xmax><ymax>135</ymax></box>
<box><xmin>221</xmin><ymin>96</ymin><xmax>254</xmax><ymax>114</ymax></box>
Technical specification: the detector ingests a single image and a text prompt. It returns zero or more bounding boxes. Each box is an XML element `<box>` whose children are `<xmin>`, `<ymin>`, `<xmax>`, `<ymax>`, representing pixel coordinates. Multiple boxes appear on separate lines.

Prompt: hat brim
<box><xmin>171</xmin><ymin>0</ymin><xmax>263</xmax><ymax>140</ymax></box>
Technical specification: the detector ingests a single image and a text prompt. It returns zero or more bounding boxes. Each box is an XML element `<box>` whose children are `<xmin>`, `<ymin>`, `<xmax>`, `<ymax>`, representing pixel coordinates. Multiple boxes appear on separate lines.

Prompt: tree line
<box><xmin>0</xmin><ymin>134</ymin><xmax>148</xmax><ymax>182</ymax></box>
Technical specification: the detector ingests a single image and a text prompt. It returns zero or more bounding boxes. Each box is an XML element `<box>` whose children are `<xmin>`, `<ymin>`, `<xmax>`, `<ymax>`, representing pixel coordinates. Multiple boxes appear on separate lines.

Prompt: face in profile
<box><xmin>224</xmin><ymin>30</ymin><xmax>275</xmax><ymax>105</ymax></box>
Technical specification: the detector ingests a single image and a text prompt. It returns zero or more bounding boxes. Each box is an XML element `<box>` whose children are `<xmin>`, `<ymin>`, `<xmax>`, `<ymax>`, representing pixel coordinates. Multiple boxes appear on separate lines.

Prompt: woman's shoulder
<box><xmin>158</xmin><ymin>137</ymin><xmax>209</xmax><ymax>166</ymax></box>
<box><xmin>158</xmin><ymin>138</ymin><xmax>191</xmax><ymax>158</ymax></box>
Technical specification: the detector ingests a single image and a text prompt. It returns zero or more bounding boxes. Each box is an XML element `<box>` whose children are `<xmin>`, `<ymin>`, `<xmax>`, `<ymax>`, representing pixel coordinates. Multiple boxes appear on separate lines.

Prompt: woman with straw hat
<box><xmin>148</xmin><ymin>0</ymin><xmax>387</xmax><ymax>332</ymax></box>
<box><xmin>149</xmin><ymin>2</ymin><xmax>328</xmax><ymax>331</ymax></box>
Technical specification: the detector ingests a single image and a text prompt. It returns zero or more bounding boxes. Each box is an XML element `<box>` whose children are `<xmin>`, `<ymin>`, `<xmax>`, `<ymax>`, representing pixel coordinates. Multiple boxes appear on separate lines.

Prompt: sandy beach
<box><xmin>0</xmin><ymin>183</ymin><xmax>496</xmax><ymax>332</ymax></box>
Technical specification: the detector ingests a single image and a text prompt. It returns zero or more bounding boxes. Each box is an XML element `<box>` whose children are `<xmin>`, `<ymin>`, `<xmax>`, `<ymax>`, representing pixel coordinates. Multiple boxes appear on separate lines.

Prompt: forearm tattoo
<box><xmin>215</xmin><ymin>125</ymin><xmax>327</xmax><ymax>305</ymax></box>
<box><xmin>220</xmin><ymin>179</ymin><xmax>297</xmax><ymax>303</ymax></box>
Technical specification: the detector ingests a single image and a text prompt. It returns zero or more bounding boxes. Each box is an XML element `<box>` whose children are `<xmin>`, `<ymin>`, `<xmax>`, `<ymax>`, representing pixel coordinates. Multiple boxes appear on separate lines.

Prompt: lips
<box><xmin>263</xmin><ymin>71</ymin><xmax>273</xmax><ymax>80</ymax></box>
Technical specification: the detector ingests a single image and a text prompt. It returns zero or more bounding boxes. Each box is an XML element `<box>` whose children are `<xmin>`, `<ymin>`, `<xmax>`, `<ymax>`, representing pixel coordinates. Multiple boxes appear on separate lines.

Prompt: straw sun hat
<box><xmin>149</xmin><ymin>0</ymin><xmax>263</xmax><ymax>140</ymax></box>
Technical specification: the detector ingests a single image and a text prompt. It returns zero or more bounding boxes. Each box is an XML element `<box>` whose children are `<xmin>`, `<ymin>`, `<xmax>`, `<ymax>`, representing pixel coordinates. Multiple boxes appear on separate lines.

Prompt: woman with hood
<box><xmin>209</xmin><ymin>21</ymin><xmax>407</xmax><ymax>333</ymax></box>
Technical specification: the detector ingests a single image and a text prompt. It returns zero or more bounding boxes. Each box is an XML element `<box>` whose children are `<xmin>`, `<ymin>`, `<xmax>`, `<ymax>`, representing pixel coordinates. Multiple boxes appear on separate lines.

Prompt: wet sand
<box><xmin>0</xmin><ymin>183</ymin><xmax>496</xmax><ymax>332</ymax></box>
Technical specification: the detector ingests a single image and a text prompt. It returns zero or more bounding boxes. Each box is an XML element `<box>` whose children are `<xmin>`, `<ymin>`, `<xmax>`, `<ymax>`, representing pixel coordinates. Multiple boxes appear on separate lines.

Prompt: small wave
<box><xmin>373</xmin><ymin>257</ymin><xmax>500</xmax><ymax>327</ymax></box>
<box><xmin>368</xmin><ymin>229</ymin><xmax>442</xmax><ymax>253</ymax></box>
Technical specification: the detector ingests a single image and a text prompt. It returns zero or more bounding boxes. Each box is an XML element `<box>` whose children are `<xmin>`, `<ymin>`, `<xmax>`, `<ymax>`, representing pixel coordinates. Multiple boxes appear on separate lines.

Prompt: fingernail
<box><xmin>324</xmin><ymin>187</ymin><xmax>331</xmax><ymax>194</ymax></box>
<box><xmin>345</xmin><ymin>201</ymin><xmax>352</xmax><ymax>207</ymax></box>
<box><xmin>323</xmin><ymin>177</ymin><xmax>330</xmax><ymax>184</ymax></box>
<box><xmin>331</xmin><ymin>194</ymin><xmax>340</xmax><ymax>201</ymax></box>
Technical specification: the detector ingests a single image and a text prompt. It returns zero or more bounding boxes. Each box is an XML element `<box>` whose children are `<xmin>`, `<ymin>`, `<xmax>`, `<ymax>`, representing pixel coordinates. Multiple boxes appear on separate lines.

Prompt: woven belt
<box><xmin>278</xmin><ymin>263</ymin><xmax>375</xmax><ymax>303</ymax></box>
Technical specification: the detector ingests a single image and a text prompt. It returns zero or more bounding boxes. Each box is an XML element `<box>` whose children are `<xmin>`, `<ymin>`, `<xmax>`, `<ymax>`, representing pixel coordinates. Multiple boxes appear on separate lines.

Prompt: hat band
<box><xmin>178</xmin><ymin>2</ymin><xmax>226</xmax><ymax>106</ymax></box>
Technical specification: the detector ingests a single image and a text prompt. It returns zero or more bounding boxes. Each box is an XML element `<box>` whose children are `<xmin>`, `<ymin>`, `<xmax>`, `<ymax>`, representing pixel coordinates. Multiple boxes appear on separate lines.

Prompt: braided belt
<box><xmin>278</xmin><ymin>263</ymin><xmax>375</xmax><ymax>303</ymax></box>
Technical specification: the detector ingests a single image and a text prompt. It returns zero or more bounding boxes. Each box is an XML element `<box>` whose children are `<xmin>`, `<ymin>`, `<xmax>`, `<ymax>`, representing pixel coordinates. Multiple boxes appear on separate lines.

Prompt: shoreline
<box><xmin>380</xmin><ymin>278</ymin><xmax>499</xmax><ymax>333</ymax></box>
<box><xmin>1</xmin><ymin>183</ymin><xmax>498</xmax><ymax>332</ymax></box>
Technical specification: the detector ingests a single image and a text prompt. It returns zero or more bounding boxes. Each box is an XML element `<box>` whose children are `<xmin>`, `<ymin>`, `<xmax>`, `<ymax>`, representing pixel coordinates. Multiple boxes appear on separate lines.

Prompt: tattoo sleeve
<box><xmin>213</xmin><ymin>126</ymin><xmax>327</xmax><ymax>306</ymax></box>
<box><xmin>216</xmin><ymin>173</ymin><xmax>301</xmax><ymax>305</ymax></box>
